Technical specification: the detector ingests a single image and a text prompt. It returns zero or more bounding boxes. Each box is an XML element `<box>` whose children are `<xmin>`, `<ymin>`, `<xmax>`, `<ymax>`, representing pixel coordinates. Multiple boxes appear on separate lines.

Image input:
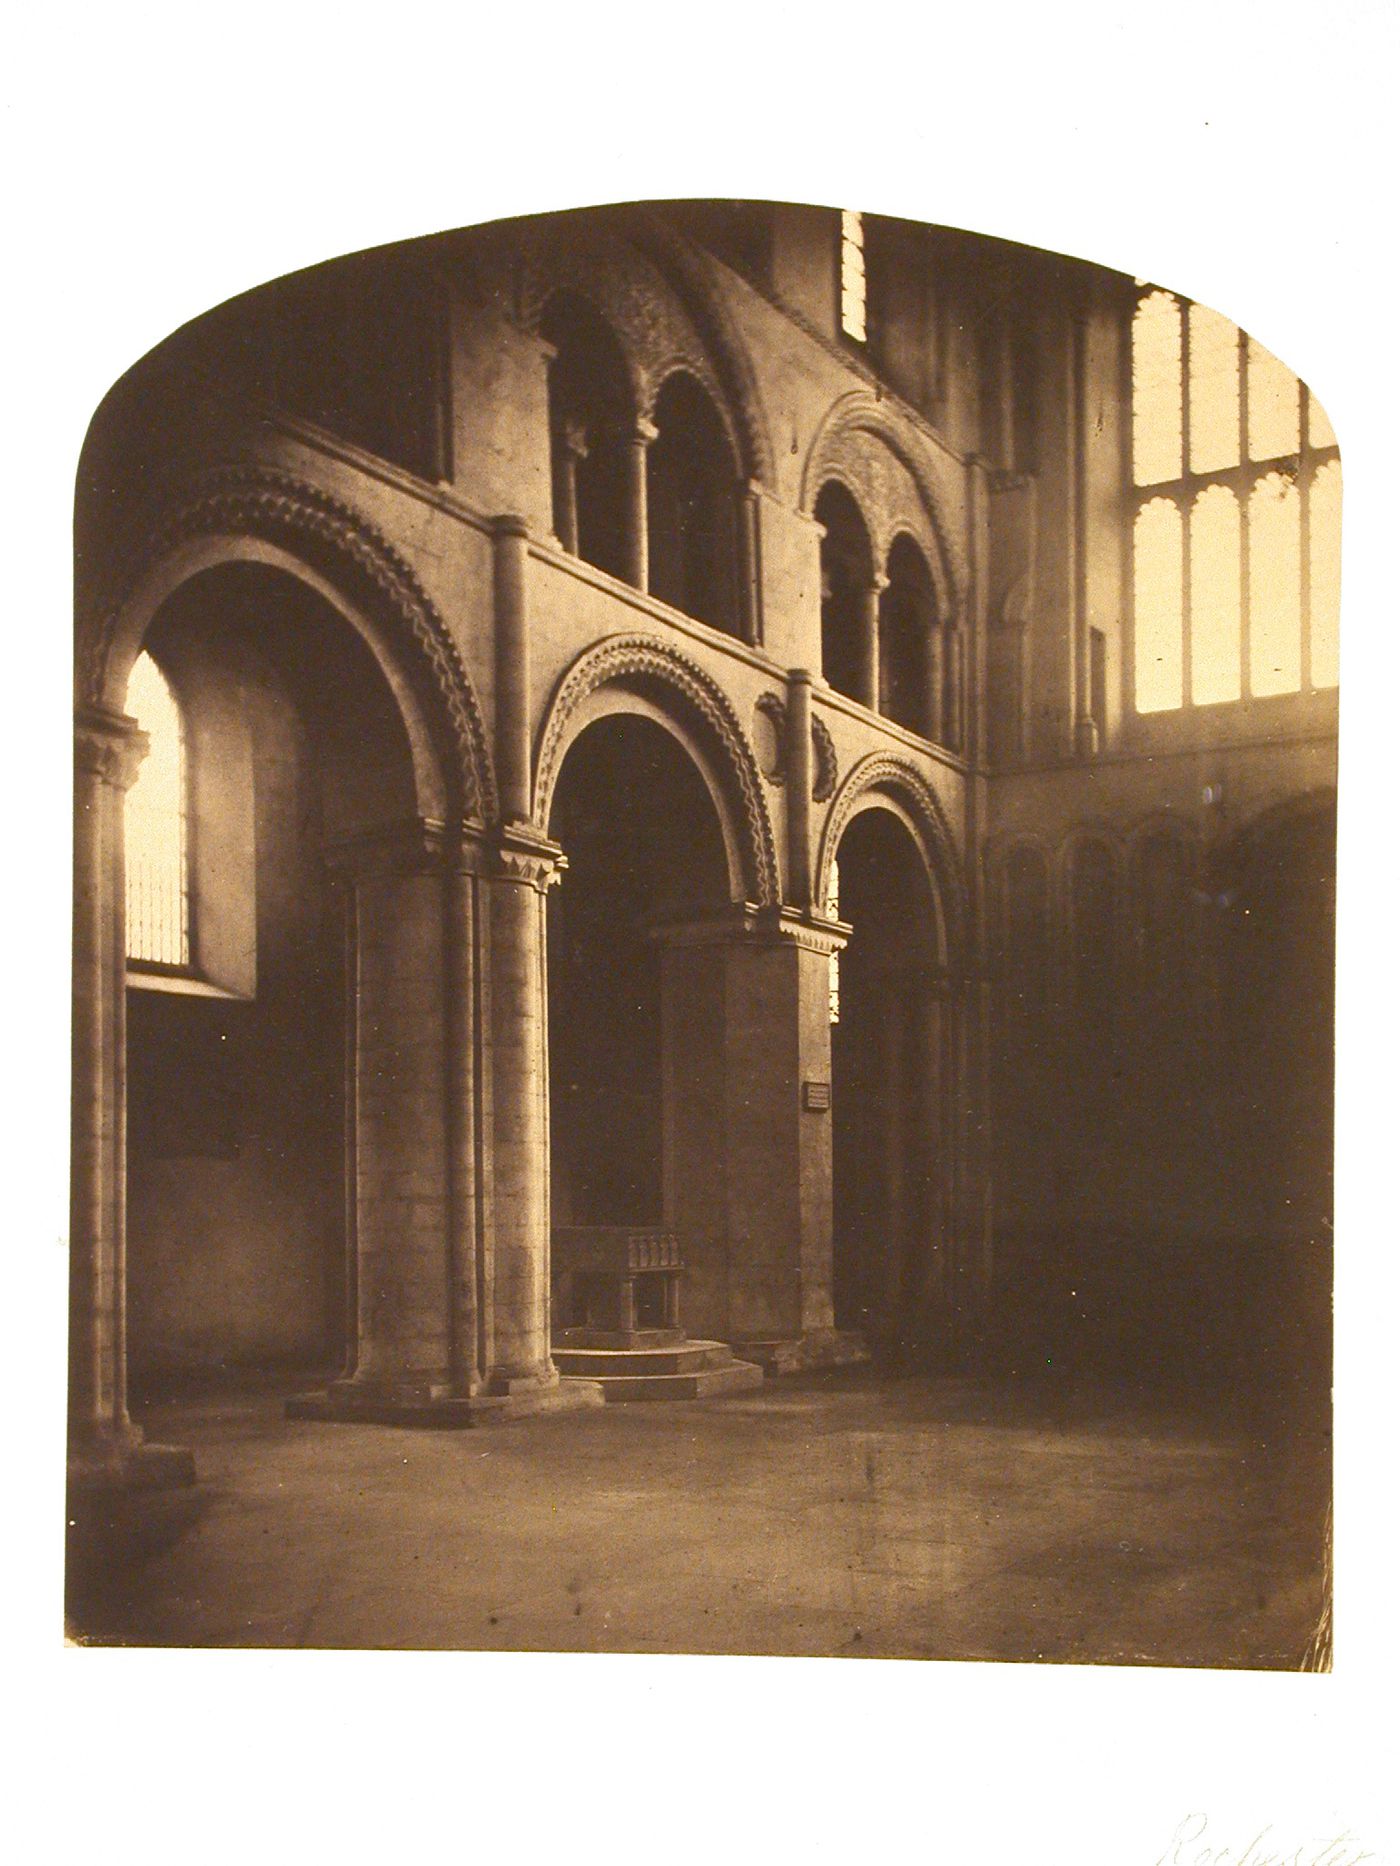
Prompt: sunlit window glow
<box><xmin>125</xmin><ymin>651</ymin><xmax>189</xmax><ymax>967</ymax></box>
<box><xmin>1131</xmin><ymin>287</ymin><xmax>1339</xmax><ymax>714</ymax></box>
<box><xmin>1308</xmin><ymin>394</ymin><xmax>1338</xmax><ymax>451</ymax></box>
<box><xmin>1134</xmin><ymin>499</ymin><xmax>1184</xmax><ymax>713</ymax></box>
<box><xmin>1190</xmin><ymin>486</ymin><xmax>1242</xmax><ymax>705</ymax></box>
<box><xmin>1247</xmin><ymin>337</ymin><xmax>1301</xmax><ymax>462</ymax></box>
<box><xmin>840</xmin><ymin>211</ymin><xmax>867</xmax><ymax>344</ymax></box>
<box><xmin>1188</xmin><ymin>302</ymin><xmax>1240</xmax><ymax>476</ymax></box>
<box><xmin>1249</xmin><ymin>472</ymin><xmax>1303</xmax><ymax>697</ymax></box>
<box><xmin>1132</xmin><ymin>291</ymin><xmax>1182</xmax><ymax>485</ymax></box>
<box><xmin>1309</xmin><ymin>460</ymin><xmax>1341</xmax><ymax>689</ymax></box>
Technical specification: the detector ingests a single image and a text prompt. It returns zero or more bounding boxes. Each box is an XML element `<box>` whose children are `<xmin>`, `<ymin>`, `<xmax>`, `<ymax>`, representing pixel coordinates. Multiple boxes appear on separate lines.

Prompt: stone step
<box><xmin>578</xmin><ymin>1358</ymin><xmax>766</xmax><ymax>1403</ymax></box>
<box><xmin>552</xmin><ymin>1339</ymin><xmax>743</xmax><ymax>1379</ymax></box>
<box><xmin>737</xmin><ymin>1330</ymin><xmax>870</xmax><ymax>1376</ymax></box>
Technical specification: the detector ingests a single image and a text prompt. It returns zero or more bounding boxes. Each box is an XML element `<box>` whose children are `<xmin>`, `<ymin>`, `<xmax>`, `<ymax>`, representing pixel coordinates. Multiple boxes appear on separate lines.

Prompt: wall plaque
<box><xmin>802</xmin><ymin>1080</ymin><xmax>831</xmax><ymax>1112</ymax></box>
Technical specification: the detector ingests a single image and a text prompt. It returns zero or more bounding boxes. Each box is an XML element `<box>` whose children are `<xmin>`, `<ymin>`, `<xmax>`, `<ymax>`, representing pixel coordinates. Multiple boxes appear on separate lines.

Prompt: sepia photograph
<box><xmin>16</xmin><ymin>4</ymin><xmax>1397</xmax><ymax>1860</ymax></box>
<box><xmin>66</xmin><ymin>196</ymin><xmax>1335</xmax><ymax>1668</ymax></box>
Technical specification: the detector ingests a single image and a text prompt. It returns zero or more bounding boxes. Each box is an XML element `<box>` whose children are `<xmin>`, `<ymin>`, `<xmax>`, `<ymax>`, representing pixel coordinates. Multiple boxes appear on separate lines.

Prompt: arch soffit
<box><xmin>83</xmin><ymin>465</ymin><xmax>497</xmax><ymax>827</ymax></box>
<box><xmin>532</xmin><ymin>633</ymin><xmax>780</xmax><ymax>908</ymax></box>
<box><xmin>803</xmin><ymin>392</ymin><xmax>966</xmax><ymax>614</ymax></box>
<box><xmin>817</xmin><ymin>752</ymin><xmax>966</xmax><ymax>969</ymax></box>
<box><xmin>509</xmin><ymin>224</ymin><xmax>768</xmax><ymax>483</ymax></box>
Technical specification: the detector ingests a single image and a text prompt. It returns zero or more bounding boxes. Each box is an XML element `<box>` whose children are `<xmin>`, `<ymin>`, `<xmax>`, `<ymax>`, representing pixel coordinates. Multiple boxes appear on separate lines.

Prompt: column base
<box><xmin>68</xmin><ymin>1432</ymin><xmax>197</xmax><ymax>1492</ymax></box>
<box><xmin>734</xmin><ymin>1329</ymin><xmax>870</xmax><ymax>1377</ymax></box>
<box><xmin>66</xmin><ymin>1433</ymin><xmax>200</xmax><ymax>1628</ymax></box>
<box><xmin>286</xmin><ymin>1372</ymin><xmax>604</xmax><ymax>1428</ymax></box>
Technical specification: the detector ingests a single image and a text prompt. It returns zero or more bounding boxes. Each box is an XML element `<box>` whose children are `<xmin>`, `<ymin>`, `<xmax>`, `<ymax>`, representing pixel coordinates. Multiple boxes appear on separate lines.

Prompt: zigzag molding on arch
<box><xmin>85</xmin><ymin>463</ymin><xmax>497</xmax><ymax>826</ymax></box>
<box><xmin>531</xmin><ymin>631</ymin><xmax>781</xmax><ymax>909</ymax></box>
<box><xmin>802</xmin><ymin>389</ymin><xmax>967</xmax><ymax>614</ymax></box>
<box><xmin>816</xmin><ymin>750</ymin><xmax>968</xmax><ymax>967</ymax></box>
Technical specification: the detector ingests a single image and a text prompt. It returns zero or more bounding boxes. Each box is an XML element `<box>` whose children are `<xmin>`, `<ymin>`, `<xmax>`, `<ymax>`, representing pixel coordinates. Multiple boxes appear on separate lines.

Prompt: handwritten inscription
<box><xmin>1156</xmin><ymin>1813</ymin><xmax>1373</xmax><ymax>1866</ymax></box>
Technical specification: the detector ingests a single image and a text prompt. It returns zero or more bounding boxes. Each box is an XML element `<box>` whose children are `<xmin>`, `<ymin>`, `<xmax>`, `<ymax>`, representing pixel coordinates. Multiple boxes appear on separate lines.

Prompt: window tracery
<box><xmin>1130</xmin><ymin>287</ymin><xmax>1339</xmax><ymax>713</ymax></box>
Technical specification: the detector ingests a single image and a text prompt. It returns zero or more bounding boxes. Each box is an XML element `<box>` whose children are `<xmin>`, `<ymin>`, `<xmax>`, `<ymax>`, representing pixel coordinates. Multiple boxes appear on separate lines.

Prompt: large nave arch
<box><xmin>532</xmin><ymin>632</ymin><xmax>780</xmax><ymax>908</ymax></box>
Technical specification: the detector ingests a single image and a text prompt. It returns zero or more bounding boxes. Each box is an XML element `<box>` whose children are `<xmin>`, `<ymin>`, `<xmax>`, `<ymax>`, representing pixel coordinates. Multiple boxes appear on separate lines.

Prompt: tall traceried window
<box><xmin>1130</xmin><ymin>286</ymin><xmax>1340</xmax><ymax>713</ymax></box>
<box><xmin>125</xmin><ymin>650</ymin><xmax>190</xmax><ymax>968</ymax></box>
<box><xmin>840</xmin><ymin>211</ymin><xmax>867</xmax><ymax>344</ymax></box>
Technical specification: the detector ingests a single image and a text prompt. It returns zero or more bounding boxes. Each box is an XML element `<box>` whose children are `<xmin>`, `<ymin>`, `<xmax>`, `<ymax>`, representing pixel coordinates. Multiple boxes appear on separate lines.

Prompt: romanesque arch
<box><xmin>82</xmin><ymin>463</ymin><xmax>496</xmax><ymax>828</ymax></box>
<box><xmin>816</xmin><ymin>751</ymin><xmax>967</xmax><ymax>969</ymax></box>
<box><xmin>802</xmin><ymin>391</ymin><xmax>964</xmax><ymax>620</ymax></box>
<box><xmin>503</xmin><ymin>219</ymin><xmax>771</xmax><ymax>490</ymax></box>
<box><xmin>532</xmin><ymin>633</ymin><xmax>781</xmax><ymax>908</ymax></box>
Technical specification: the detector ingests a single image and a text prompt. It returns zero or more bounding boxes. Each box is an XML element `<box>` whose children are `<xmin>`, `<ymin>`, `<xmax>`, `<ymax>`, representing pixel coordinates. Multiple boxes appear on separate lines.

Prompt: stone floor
<box><xmin>66</xmin><ymin>1366</ymin><xmax>1330</xmax><ymax>1667</ymax></box>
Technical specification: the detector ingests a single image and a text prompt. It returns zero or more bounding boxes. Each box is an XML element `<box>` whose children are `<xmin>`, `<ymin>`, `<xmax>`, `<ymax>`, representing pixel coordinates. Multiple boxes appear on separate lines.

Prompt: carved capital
<box><xmin>74</xmin><ymin>706</ymin><xmax>148</xmax><ymax>792</ymax></box>
<box><xmin>491</xmin><ymin>825</ymin><xmax>567</xmax><ymax>893</ymax></box>
<box><xmin>650</xmin><ymin>904</ymin><xmax>850</xmax><ymax>958</ymax></box>
<box><xmin>777</xmin><ymin>910</ymin><xmax>851</xmax><ymax>959</ymax></box>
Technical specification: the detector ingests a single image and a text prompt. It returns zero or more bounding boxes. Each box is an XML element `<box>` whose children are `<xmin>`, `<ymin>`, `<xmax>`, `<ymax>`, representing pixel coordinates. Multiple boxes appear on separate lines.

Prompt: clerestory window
<box><xmin>1130</xmin><ymin>287</ymin><xmax>1339</xmax><ymax>714</ymax></box>
<box><xmin>840</xmin><ymin>211</ymin><xmax>868</xmax><ymax>344</ymax></box>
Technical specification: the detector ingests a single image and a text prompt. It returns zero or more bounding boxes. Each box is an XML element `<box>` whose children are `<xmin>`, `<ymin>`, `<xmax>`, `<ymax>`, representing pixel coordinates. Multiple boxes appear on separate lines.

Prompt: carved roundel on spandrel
<box><xmin>88</xmin><ymin>464</ymin><xmax>497</xmax><ymax>825</ymax></box>
<box><xmin>754</xmin><ymin>691</ymin><xmax>787</xmax><ymax>785</ymax></box>
<box><xmin>752</xmin><ymin>692</ymin><xmax>837</xmax><ymax>801</ymax></box>
<box><xmin>811</xmin><ymin>715</ymin><xmax>838</xmax><ymax>804</ymax></box>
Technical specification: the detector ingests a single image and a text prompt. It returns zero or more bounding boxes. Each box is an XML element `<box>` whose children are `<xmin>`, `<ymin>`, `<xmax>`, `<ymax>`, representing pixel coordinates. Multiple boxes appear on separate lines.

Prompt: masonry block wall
<box><xmin>71</xmin><ymin>200</ymin><xmax>1336</xmax><ymax>1469</ymax></box>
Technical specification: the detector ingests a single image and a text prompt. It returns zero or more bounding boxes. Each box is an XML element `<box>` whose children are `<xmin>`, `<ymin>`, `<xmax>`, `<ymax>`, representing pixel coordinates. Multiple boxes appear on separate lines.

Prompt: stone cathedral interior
<box><xmin>68</xmin><ymin>200</ymin><xmax>1337</xmax><ymax>1662</ymax></box>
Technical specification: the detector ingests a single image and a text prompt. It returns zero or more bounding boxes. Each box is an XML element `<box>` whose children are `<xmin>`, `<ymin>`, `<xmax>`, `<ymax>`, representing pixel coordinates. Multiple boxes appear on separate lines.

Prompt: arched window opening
<box><xmin>125</xmin><ymin>650</ymin><xmax>189</xmax><ymax>969</ymax></box>
<box><xmin>840</xmin><ymin>211</ymin><xmax>867</xmax><ymax>344</ymax></box>
<box><xmin>1130</xmin><ymin>284</ymin><xmax>1339</xmax><ymax>711</ymax></box>
<box><xmin>1250</xmin><ymin>472</ymin><xmax>1303</xmax><ymax>697</ymax></box>
<box><xmin>1190</xmin><ymin>486</ymin><xmax>1243</xmax><ymax>705</ymax></box>
<box><xmin>647</xmin><ymin>373</ymin><xmax>741</xmax><ymax>636</ymax></box>
<box><xmin>1134</xmin><ymin>498</ymin><xmax>1184</xmax><ymax>713</ymax></box>
<box><xmin>541</xmin><ymin>292</ymin><xmax>632</xmax><ymax>581</ymax></box>
<box><xmin>815</xmin><ymin>480</ymin><xmax>874</xmax><ymax>705</ymax></box>
<box><xmin>880</xmin><ymin>534</ymin><xmax>940</xmax><ymax>739</ymax></box>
